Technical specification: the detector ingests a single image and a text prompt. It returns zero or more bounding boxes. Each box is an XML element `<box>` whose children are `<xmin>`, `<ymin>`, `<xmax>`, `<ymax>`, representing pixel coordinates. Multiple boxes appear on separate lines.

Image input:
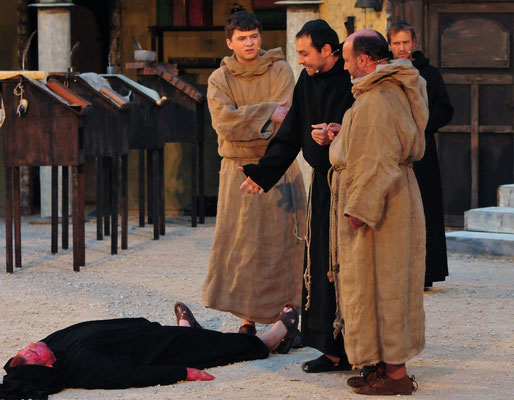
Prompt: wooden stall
<box><xmin>126</xmin><ymin>62</ymin><xmax>205</xmax><ymax>226</ymax></box>
<box><xmin>0</xmin><ymin>72</ymin><xmax>90</xmax><ymax>272</ymax></box>
<box><xmin>49</xmin><ymin>72</ymin><xmax>132</xmax><ymax>254</ymax></box>
<box><xmin>101</xmin><ymin>74</ymin><xmax>168</xmax><ymax>239</ymax></box>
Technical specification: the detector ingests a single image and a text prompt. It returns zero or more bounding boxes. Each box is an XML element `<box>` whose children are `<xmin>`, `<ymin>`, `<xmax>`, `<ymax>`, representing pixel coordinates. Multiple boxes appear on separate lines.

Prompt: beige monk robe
<box><xmin>329</xmin><ymin>60</ymin><xmax>429</xmax><ymax>368</ymax></box>
<box><xmin>203</xmin><ymin>48</ymin><xmax>306</xmax><ymax>324</ymax></box>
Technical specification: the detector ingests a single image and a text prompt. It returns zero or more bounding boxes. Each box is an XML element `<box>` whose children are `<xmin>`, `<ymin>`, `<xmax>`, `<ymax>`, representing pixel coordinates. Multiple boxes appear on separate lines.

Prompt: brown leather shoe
<box><xmin>352</xmin><ymin>374</ymin><xmax>417</xmax><ymax>396</ymax></box>
<box><xmin>347</xmin><ymin>362</ymin><xmax>386</xmax><ymax>388</ymax></box>
<box><xmin>238</xmin><ymin>324</ymin><xmax>256</xmax><ymax>335</ymax></box>
<box><xmin>174</xmin><ymin>302</ymin><xmax>202</xmax><ymax>329</ymax></box>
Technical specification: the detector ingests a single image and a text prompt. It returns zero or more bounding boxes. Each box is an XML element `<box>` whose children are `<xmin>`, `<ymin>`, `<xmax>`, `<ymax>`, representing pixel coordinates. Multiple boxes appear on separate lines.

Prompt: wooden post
<box><xmin>51</xmin><ymin>166</ymin><xmax>58</xmax><ymax>254</ymax></box>
<box><xmin>72</xmin><ymin>165</ymin><xmax>80</xmax><ymax>271</ymax></box>
<box><xmin>5</xmin><ymin>167</ymin><xmax>13</xmax><ymax>273</ymax></box>
<box><xmin>159</xmin><ymin>147</ymin><xmax>165</xmax><ymax>235</ymax></box>
<box><xmin>62</xmin><ymin>166</ymin><xmax>69</xmax><ymax>249</ymax></box>
<box><xmin>13</xmin><ymin>167</ymin><xmax>22</xmax><ymax>268</ymax></box>
<box><xmin>110</xmin><ymin>157</ymin><xmax>119</xmax><ymax>255</ymax></box>
<box><xmin>121</xmin><ymin>154</ymin><xmax>128</xmax><ymax>250</ymax></box>
<box><xmin>139</xmin><ymin>149</ymin><xmax>145</xmax><ymax>227</ymax></box>
<box><xmin>147</xmin><ymin>150</ymin><xmax>153</xmax><ymax>224</ymax></box>
<box><xmin>152</xmin><ymin>149</ymin><xmax>159</xmax><ymax>239</ymax></box>
<box><xmin>96</xmin><ymin>157</ymin><xmax>103</xmax><ymax>240</ymax></box>
<box><xmin>77</xmin><ymin>164</ymin><xmax>85</xmax><ymax>267</ymax></box>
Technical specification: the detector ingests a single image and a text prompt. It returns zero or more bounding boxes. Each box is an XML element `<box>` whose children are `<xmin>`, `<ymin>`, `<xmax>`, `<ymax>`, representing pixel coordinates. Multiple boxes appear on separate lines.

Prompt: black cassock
<box><xmin>412</xmin><ymin>51</ymin><xmax>454</xmax><ymax>287</ymax></box>
<box><xmin>0</xmin><ymin>318</ymin><xmax>268</xmax><ymax>400</ymax></box>
<box><xmin>243</xmin><ymin>58</ymin><xmax>354</xmax><ymax>358</ymax></box>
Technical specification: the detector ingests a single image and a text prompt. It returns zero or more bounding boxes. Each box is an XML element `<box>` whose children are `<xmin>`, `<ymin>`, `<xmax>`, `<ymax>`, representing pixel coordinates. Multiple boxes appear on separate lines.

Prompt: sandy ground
<box><xmin>0</xmin><ymin>214</ymin><xmax>512</xmax><ymax>400</ymax></box>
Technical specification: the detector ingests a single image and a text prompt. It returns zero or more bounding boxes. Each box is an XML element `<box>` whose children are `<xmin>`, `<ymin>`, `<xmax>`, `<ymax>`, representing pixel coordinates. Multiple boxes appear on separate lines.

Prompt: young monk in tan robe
<box><xmin>328</xmin><ymin>30</ymin><xmax>428</xmax><ymax>395</ymax></box>
<box><xmin>203</xmin><ymin>11</ymin><xmax>306</xmax><ymax>336</ymax></box>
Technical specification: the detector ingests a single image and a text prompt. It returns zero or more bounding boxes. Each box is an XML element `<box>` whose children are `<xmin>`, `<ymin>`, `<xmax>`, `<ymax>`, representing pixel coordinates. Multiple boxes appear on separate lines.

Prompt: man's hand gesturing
<box><xmin>238</xmin><ymin>167</ymin><xmax>264</xmax><ymax>194</ymax></box>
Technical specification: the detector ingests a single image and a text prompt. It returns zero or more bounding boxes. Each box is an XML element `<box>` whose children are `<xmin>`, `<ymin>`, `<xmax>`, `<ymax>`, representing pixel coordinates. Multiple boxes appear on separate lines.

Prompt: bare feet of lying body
<box><xmin>173</xmin><ymin>302</ymin><xmax>298</xmax><ymax>354</ymax></box>
<box><xmin>258</xmin><ymin>304</ymin><xmax>299</xmax><ymax>353</ymax></box>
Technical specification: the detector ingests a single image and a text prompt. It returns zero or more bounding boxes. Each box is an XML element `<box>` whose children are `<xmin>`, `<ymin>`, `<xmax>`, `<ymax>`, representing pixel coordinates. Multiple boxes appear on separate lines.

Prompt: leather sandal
<box><xmin>174</xmin><ymin>302</ymin><xmax>202</xmax><ymax>329</ymax></box>
<box><xmin>273</xmin><ymin>304</ymin><xmax>299</xmax><ymax>354</ymax></box>
<box><xmin>302</xmin><ymin>354</ymin><xmax>352</xmax><ymax>373</ymax></box>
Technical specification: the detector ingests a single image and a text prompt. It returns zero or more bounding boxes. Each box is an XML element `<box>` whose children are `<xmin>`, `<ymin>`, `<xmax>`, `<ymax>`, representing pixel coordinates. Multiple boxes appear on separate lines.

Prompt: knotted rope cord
<box><xmin>328</xmin><ymin>165</ymin><xmax>345</xmax><ymax>338</ymax></box>
<box><xmin>301</xmin><ymin>169</ymin><xmax>314</xmax><ymax>311</ymax></box>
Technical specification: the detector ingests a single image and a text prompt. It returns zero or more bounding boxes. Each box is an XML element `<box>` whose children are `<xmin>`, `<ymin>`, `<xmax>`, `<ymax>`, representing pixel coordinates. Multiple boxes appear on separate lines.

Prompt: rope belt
<box><xmin>302</xmin><ymin>169</ymin><xmax>314</xmax><ymax>311</ymax></box>
<box><xmin>327</xmin><ymin>165</ymin><xmax>344</xmax><ymax>338</ymax></box>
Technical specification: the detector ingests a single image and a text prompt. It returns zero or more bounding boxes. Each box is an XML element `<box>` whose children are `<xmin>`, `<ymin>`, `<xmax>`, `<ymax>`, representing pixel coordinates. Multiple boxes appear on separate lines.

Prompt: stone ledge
<box><xmin>446</xmin><ymin>231</ymin><xmax>514</xmax><ymax>257</ymax></box>
<box><xmin>465</xmin><ymin>207</ymin><xmax>514</xmax><ymax>234</ymax></box>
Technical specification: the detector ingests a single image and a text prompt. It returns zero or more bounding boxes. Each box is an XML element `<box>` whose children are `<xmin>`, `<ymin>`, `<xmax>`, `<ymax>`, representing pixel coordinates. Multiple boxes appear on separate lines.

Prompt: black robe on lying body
<box><xmin>0</xmin><ymin>318</ymin><xmax>268</xmax><ymax>400</ymax></box>
<box><xmin>411</xmin><ymin>51</ymin><xmax>454</xmax><ymax>287</ymax></box>
<box><xmin>243</xmin><ymin>57</ymin><xmax>354</xmax><ymax>358</ymax></box>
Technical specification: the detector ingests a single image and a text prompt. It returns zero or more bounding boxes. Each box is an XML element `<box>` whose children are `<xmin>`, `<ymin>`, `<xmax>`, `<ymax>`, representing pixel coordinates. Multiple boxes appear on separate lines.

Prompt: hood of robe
<box><xmin>352</xmin><ymin>59</ymin><xmax>429</xmax><ymax>136</ymax></box>
<box><xmin>220</xmin><ymin>47</ymin><xmax>286</xmax><ymax>78</ymax></box>
<box><xmin>1</xmin><ymin>352</ymin><xmax>71</xmax><ymax>400</ymax></box>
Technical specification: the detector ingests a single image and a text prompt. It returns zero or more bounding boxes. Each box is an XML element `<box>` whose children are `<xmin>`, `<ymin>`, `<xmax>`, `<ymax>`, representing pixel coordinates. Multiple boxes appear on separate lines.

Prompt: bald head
<box><xmin>342</xmin><ymin>29</ymin><xmax>389</xmax><ymax>79</ymax></box>
<box><xmin>344</xmin><ymin>29</ymin><xmax>389</xmax><ymax>60</ymax></box>
<box><xmin>345</xmin><ymin>29</ymin><xmax>379</xmax><ymax>44</ymax></box>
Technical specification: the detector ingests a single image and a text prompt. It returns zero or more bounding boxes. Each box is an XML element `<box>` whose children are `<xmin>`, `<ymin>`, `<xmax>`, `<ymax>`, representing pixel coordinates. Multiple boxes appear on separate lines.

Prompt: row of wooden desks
<box><xmin>0</xmin><ymin>67</ymin><xmax>205</xmax><ymax>272</ymax></box>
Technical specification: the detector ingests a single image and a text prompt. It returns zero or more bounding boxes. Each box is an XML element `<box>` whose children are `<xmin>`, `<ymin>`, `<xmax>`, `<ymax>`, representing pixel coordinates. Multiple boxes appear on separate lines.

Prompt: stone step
<box><xmin>446</xmin><ymin>231</ymin><xmax>514</xmax><ymax>257</ymax></box>
<box><xmin>465</xmin><ymin>207</ymin><xmax>514</xmax><ymax>234</ymax></box>
<box><xmin>498</xmin><ymin>184</ymin><xmax>514</xmax><ymax>207</ymax></box>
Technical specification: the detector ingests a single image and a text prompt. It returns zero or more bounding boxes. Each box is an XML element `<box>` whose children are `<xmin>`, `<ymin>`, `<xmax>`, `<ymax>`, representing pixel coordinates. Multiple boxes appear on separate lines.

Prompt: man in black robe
<box><xmin>0</xmin><ymin>304</ymin><xmax>297</xmax><ymax>400</ymax></box>
<box><xmin>387</xmin><ymin>21</ymin><xmax>454</xmax><ymax>288</ymax></box>
<box><xmin>240</xmin><ymin>19</ymin><xmax>354</xmax><ymax>373</ymax></box>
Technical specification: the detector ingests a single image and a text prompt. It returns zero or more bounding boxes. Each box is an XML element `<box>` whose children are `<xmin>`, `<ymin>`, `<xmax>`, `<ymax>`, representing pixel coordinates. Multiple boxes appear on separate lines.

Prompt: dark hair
<box><xmin>295</xmin><ymin>19</ymin><xmax>340</xmax><ymax>54</ymax></box>
<box><xmin>225</xmin><ymin>11</ymin><xmax>262</xmax><ymax>40</ymax></box>
<box><xmin>352</xmin><ymin>31</ymin><xmax>389</xmax><ymax>61</ymax></box>
<box><xmin>387</xmin><ymin>21</ymin><xmax>416</xmax><ymax>43</ymax></box>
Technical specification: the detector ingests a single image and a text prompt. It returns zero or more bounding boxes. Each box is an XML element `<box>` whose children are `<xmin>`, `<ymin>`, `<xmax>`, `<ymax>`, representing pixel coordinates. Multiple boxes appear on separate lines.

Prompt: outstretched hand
<box><xmin>186</xmin><ymin>367</ymin><xmax>215</xmax><ymax>381</ymax></box>
<box><xmin>238</xmin><ymin>167</ymin><xmax>264</xmax><ymax>194</ymax></box>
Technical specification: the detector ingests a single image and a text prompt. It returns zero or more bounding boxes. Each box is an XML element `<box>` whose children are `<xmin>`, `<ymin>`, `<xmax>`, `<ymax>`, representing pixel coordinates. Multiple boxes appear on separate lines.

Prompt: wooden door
<box><xmin>426</xmin><ymin>2</ymin><xmax>514</xmax><ymax>226</ymax></box>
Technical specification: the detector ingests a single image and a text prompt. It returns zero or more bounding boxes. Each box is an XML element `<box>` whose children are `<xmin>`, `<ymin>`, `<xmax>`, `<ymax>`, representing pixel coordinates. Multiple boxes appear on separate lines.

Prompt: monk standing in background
<box><xmin>329</xmin><ymin>30</ymin><xmax>428</xmax><ymax>395</ymax></box>
<box><xmin>387</xmin><ymin>21</ymin><xmax>454</xmax><ymax>289</ymax></box>
<box><xmin>203</xmin><ymin>11</ymin><xmax>306</xmax><ymax>338</ymax></box>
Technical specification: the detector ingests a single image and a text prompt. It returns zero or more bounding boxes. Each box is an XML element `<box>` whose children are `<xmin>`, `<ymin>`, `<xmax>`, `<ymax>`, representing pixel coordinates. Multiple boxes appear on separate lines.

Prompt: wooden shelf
<box><xmin>148</xmin><ymin>24</ymin><xmax>286</xmax><ymax>62</ymax></box>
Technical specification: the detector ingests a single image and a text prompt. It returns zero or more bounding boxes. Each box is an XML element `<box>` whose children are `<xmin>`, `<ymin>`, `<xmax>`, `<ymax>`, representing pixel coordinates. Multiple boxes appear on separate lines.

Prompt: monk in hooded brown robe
<box><xmin>203</xmin><ymin>11</ymin><xmax>306</xmax><ymax>333</ymax></box>
<box><xmin>328</xmin><ymin>31</ymin><xmax>428</xmax><ymax>396</ymax></box>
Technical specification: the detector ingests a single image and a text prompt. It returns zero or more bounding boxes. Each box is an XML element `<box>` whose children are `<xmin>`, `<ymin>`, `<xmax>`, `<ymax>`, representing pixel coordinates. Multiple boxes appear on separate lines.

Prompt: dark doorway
<box><xmin>71</xmin><ymin>0</ymin><xmax>113</xmax><ymax>73</ymax></box>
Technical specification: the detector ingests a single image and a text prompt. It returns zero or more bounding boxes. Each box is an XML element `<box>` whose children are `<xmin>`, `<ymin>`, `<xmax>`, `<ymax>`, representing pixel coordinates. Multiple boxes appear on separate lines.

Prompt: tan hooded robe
<box><xmin>328</xmin><ymin>60</ymin><xmax>428</xmax><ymax>368</ymax></box>
<box><xmin>203</xmin><ymin>48</ymin><xmax>306</xmax><ymax>324</ymax></box>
